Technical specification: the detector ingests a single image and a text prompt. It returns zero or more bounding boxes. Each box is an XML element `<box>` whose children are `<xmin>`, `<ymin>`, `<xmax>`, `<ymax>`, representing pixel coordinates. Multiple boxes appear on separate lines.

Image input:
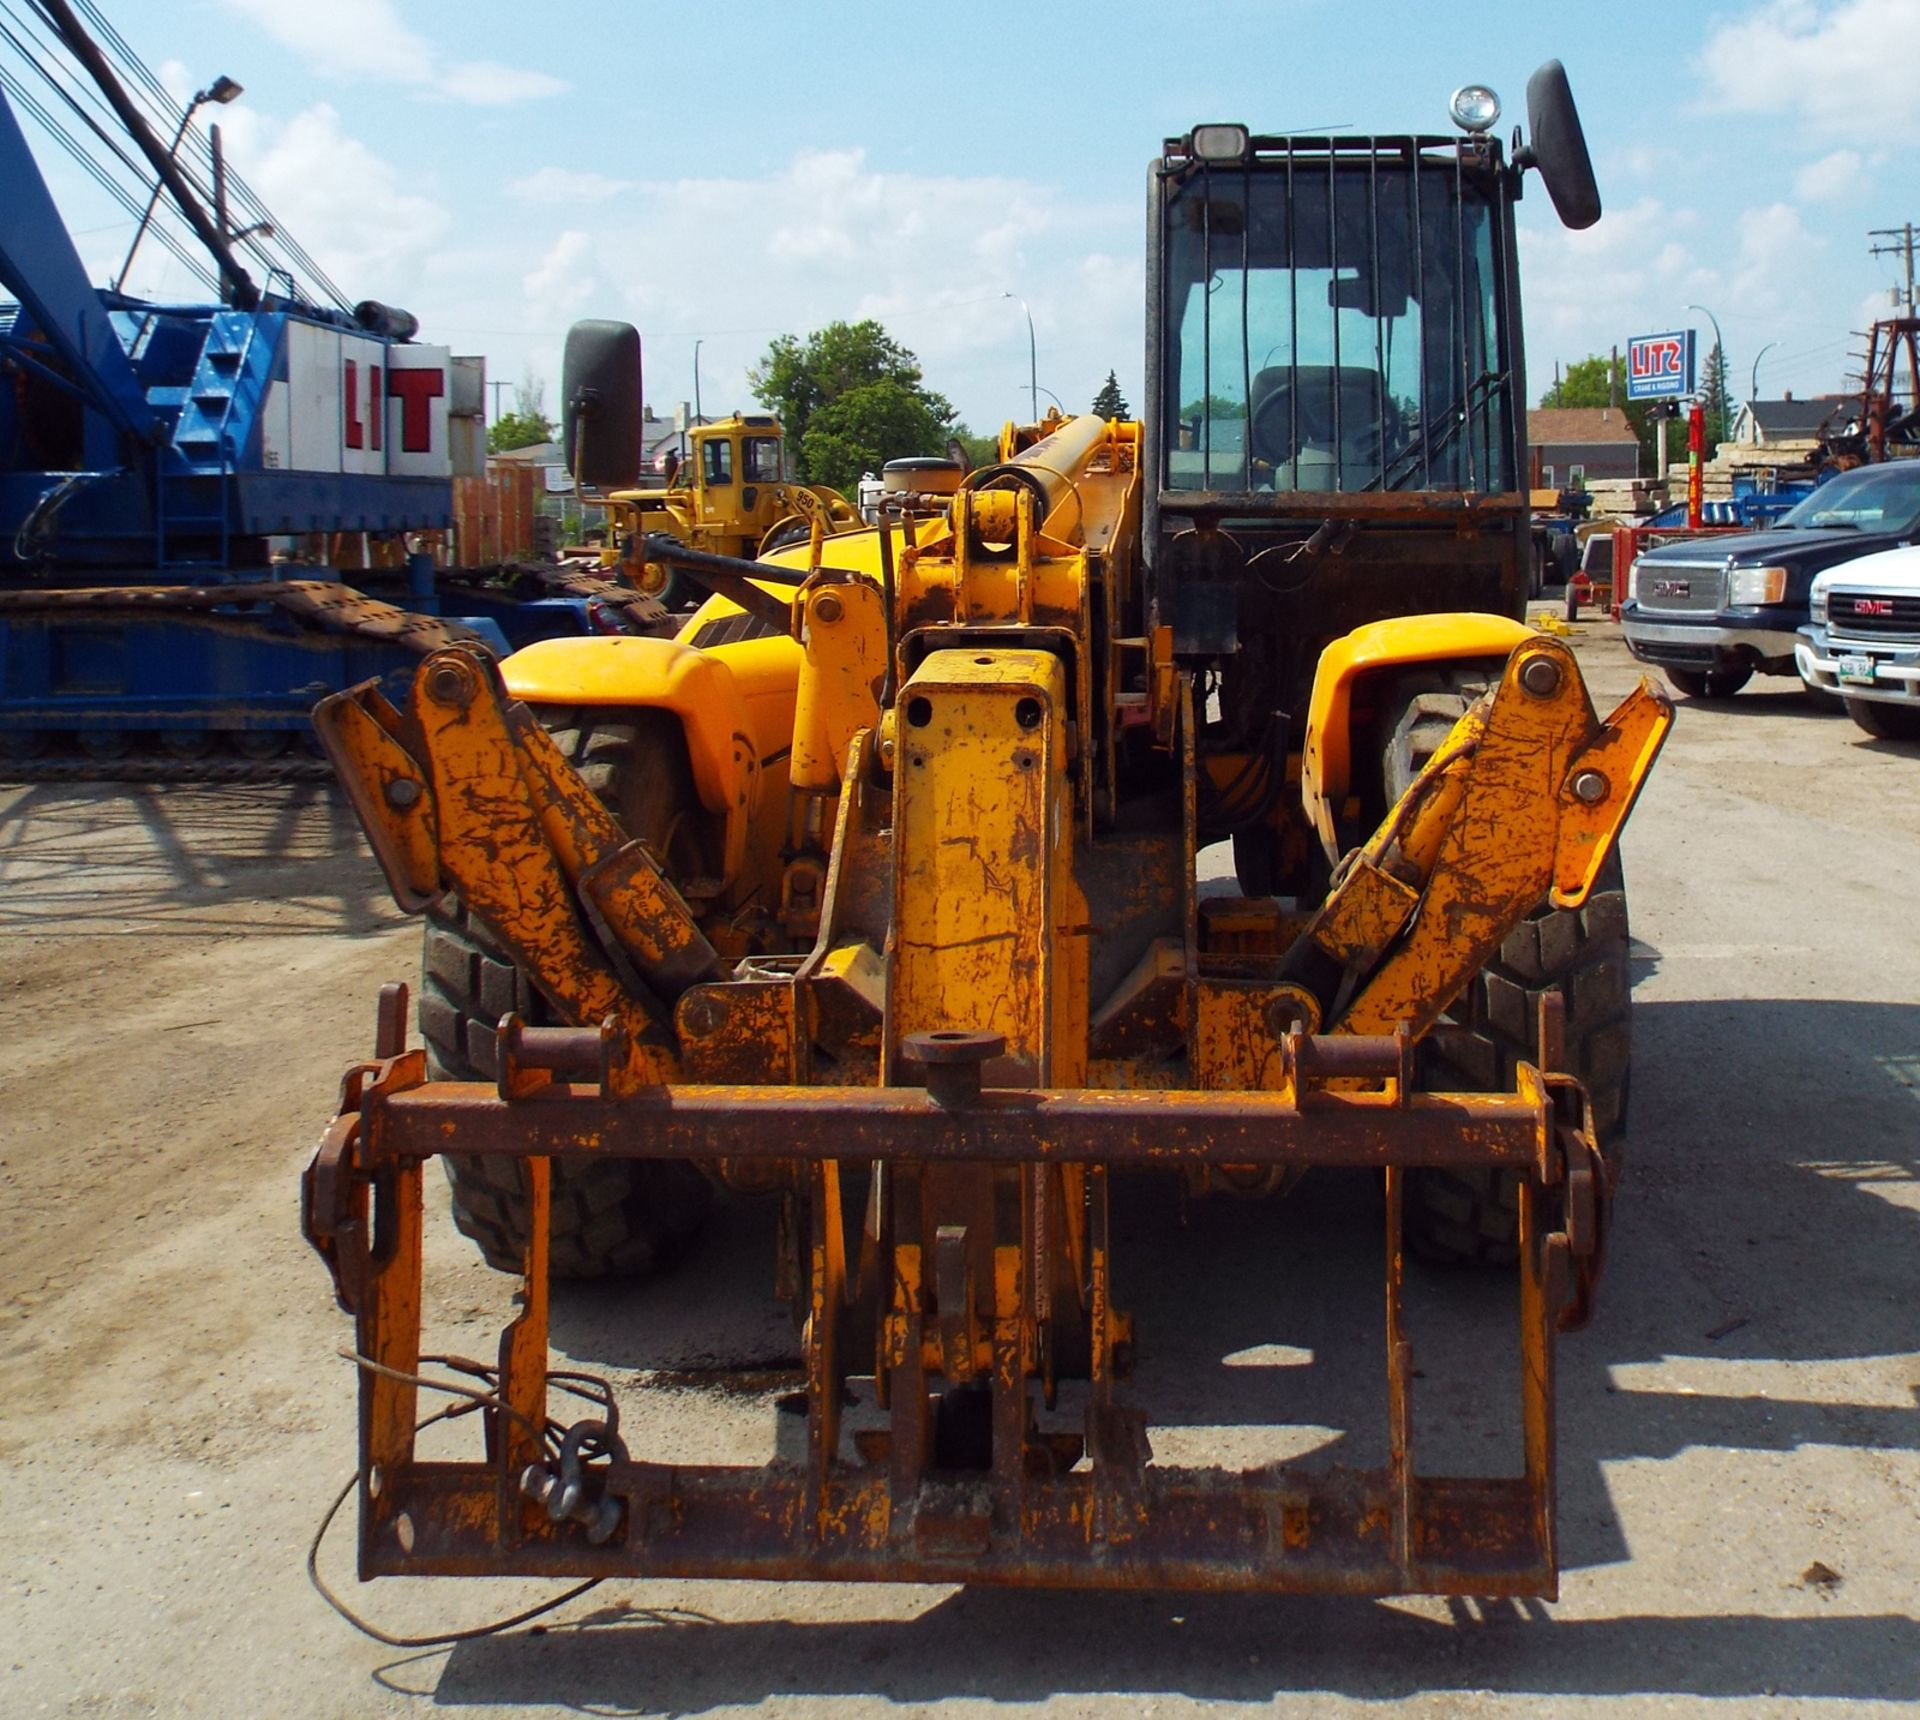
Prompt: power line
<box><xmin>0</xmin><ymin>60</ymin><xmax>216</xmax><ymax>291</ymax></box>
<box><xmin>8</xmin><ymin>0</ymin><xmax>352</xmax><ymax>311</ymax></box>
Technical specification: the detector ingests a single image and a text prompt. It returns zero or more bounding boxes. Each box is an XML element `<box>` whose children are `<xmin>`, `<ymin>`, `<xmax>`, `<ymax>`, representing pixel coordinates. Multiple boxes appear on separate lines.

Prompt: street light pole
<box><xmin>692</xmin><ymin>339</ymin><xmax>704</xmax><ymax>427</ymax></box>
<box><xmin>1749</xmin><ymin>340</ymin><xmax>1779</xmax><ymax>405</ymax></box>
<box><xmin>114</xmin><ymin>74</ymin><xmax>243</xmax><ymax>292</ymax></box>
<box><xmin>1005</xmin><ymin>292</ymin><xmax>1037</xmax><ymax>421</ymax></box>
<box><xmin>1685</xmin><ymin>302</ymin><xmax>1728</xmax><ymax>436</ymax></box>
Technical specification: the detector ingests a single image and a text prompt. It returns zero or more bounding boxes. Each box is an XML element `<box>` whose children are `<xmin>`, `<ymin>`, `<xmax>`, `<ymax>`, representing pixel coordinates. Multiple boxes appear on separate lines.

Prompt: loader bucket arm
<box><xmin>313</xmin><ymin>643</ymin><xmax>721</xmax><ymax>1065</ymax></box>
<box><xmin>1284</xmin><ymin>636</ymin><xmax>1672</xmax><ymax>1041</ymax></box>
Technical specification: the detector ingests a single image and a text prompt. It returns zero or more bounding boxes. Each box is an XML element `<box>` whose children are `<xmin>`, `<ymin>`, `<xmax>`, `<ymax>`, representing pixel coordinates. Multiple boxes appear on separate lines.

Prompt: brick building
<box><xmin>1526</xmin><ymin>406</ymin><xmax>1642</xmax><ymax>487</ymax></box>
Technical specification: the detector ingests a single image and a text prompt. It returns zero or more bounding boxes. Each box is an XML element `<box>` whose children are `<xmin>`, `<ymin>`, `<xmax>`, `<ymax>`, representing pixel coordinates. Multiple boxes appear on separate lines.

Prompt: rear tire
<box><xmin>1665</xmin><ymin>665</ymin><xmax>1751</xmax><ymax>700</ymax></box>
<box><xmin>1843</xmin><ymin>697</ymin><xmax>1920</xmax><ymax>741</ymax></box>
<box><xmin>634</xmin><ymin>557</ymin><xmax>690</xmax><ymax>612</ymax></box>
<box><xmin>1377</xmin><ymin>669</ymin><xmax>1633</xmax><ymax>1267</ymax></box>
<box><xmin>424</xmin><ymin>709</ymin><xmax>715</xmax><ymax>1279</ymax></box>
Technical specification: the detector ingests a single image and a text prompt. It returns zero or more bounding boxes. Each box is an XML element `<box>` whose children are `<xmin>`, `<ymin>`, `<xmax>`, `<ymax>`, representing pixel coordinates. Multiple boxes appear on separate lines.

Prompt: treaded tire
<box><xmin>1379</xmin><ymin>668</ymin><xmax>1632</xmax><ymax>1267</ymax></box>
<box><xmin>1843</xmin><ymin>696</ymin><xmax>1920</xmax><ymax>741</ymax></box>
<box><xmin>1666</xmin><ymin>665</ymin><xmax>1751</xmax><ymax>700</ymax></box>
<box><xmin>422</xmin><ymin>710</ymin><xmax>715</xmax><ymax>1279</ymax></box>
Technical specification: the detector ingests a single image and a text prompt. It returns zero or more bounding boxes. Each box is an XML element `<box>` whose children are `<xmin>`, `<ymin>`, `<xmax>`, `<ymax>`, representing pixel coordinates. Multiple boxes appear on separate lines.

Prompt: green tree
<box><xmin>749</xmin><ymin>320</ymin><xmax>955</xmax><ymax>491</ymax></box>
<box><xmin>488</xmin><ymin>372</ymin><xmax>555</xmax><ymax>453</ymax></box>
<box><xmin>1179</xmin><ymin>392</ymin><xmax>1243</xmax><ymax>423</ymax></box>
<box><xmin>947</xmin><ymin>424</ymin><xmax>1001</xmax><ymax>470</ymax></box>
<box><xmin>1700</xmin><ymin>341</ymin><xmax>1730</xmax><ymax>455</ymax></box>
<box><xmin>1092</xmin><ymin>370</ymin><xmax>1131</xmax><ymax>421</ymax></box>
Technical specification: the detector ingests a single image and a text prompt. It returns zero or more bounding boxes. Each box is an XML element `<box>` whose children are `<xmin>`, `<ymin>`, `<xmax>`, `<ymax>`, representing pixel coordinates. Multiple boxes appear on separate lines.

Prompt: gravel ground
<box><xmin>1</xmin><ymin>623</ymin><xmax>1916</xmax><ymax>1718</ymax></box>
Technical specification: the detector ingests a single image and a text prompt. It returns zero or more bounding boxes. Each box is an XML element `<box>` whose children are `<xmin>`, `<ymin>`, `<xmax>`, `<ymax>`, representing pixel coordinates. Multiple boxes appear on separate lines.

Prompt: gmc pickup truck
<box><xmin>1620</xmin><ymin>463</ymin><xmax>1920</xmax><ymax>698</ymax></box>
<box><xmin>1797</xmin><ymin>543</ymin><xmax>1920</xmax><ymax>739</ymax></box>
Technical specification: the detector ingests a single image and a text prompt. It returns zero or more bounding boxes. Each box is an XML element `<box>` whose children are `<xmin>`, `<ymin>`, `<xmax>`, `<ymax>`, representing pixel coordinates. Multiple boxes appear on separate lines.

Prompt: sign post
<box><xmin>1687</xmin><ymin>401</ymin><xmax>1705</xmax><ymax>529</ymax></box>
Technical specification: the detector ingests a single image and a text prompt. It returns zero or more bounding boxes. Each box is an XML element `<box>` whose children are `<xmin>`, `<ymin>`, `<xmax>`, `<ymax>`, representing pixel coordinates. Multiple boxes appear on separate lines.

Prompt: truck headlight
<box><xmin>1626</xmin><ymin>558</ymin><xmax>1641</xmax><ymax>602</ymax></box>
<box><xmin>1727</xmin><ymin>564</ymin><xmax>1789</xmax><ymax>605</ymax></box>
<box><xmin>1810</xmin><ymin>586</ymin><xmax>1828</xmax><ymax>623</ymax></box>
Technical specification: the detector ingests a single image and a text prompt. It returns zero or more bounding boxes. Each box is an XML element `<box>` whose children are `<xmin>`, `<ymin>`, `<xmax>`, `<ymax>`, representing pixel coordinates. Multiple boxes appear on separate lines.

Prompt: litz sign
<box><xmin>1627</xmin><ymin>330</ymin><xmax>1695</xmax><ymax>401</ymax></box>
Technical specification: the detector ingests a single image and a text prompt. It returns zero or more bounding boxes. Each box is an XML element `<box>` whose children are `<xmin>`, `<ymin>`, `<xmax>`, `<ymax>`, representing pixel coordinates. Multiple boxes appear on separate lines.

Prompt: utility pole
<box><xmin>1609</xmin><ymin>344</ymin><xmax>1618</xmax><ymax>411</ymax></box>
<box><xmin>487</xmin><ymin>379</ymin><xmax>511</xmax><ymax>424</ymax></box>
<box><xmin>1869</xmin><ymin>223</ymin><xmax>1917</xmax><ymax>313</ymax></box>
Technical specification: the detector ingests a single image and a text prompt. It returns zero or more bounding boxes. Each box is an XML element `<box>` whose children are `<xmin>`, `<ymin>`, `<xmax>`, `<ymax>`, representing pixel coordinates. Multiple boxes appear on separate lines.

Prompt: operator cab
<box><xmin>1157</xmin><ymin>137</ymin><xmax>1514</xmax><ymax>499</ymax></box>
<box><xmin>1143</xmin><ymin>66</ymin><xmax>1600</xmax><ymax>711</ymax></box>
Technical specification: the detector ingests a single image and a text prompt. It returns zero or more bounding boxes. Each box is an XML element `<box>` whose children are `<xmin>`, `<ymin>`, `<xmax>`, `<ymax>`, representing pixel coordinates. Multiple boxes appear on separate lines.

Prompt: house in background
<box><xmin>1526</xmin><ymin>407</ymin><xmax>1641</xmax><ymax>488</ymax></box>
<box><xmin>1727</xmin><ymin>393</ymin><xmax>1845</xmax><ymax>447</ymax></box>
<box><xmin>642</xmin><ymin>407</ymin><xmax>715</xmax><ymax>474</ymax></box>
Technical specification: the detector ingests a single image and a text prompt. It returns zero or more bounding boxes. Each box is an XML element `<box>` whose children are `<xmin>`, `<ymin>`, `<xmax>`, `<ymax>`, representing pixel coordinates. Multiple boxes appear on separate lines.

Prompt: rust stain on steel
<box><xmin>302</xmin><ymin>405</ymin><xmax>1660</xmax><ymax>1602</ymax></box>
<box><xmin>361</xmin><ymin>1079</ymin><xmax>1549</xmax><ymax>1169</ymax></box>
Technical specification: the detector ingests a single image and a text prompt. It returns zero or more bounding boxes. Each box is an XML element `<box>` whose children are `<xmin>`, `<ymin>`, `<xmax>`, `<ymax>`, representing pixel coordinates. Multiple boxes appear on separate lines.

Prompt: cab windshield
<box><xmin>1161</xmin><ymin>147</ymin><xmax>1514</xmax><ymax>496</ymax></box>
<box><xmin>1776</xmin><ymin>464</ymin><xmax>1920</xmax><ymax>532</ymax></box>
<box><xmin>744</xmin><ymin>436</ymin><xmax>785</xmax><ymax>483</ymax></box>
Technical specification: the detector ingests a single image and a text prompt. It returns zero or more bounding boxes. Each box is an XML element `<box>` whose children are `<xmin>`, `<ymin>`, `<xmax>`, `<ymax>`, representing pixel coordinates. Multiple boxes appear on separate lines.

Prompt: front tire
<box><xmin>1666</xmin><ymin>664</ymin><xmax>1752</xmax><ymax>700</ymax></box>
<box><xmin>1843</xmin><ymin>697</ymin><xmax>1920</xmax><ymax>741</ymax></box>
<box><xmin>423</xmin><ymin>709</ymin><xmax>716</xmax><ymax>1278</ymax></box>
<box><xmin>1377</xmin><ymin>669</ymin><xmax>1633</xmax><ymax>1266</ymax></box>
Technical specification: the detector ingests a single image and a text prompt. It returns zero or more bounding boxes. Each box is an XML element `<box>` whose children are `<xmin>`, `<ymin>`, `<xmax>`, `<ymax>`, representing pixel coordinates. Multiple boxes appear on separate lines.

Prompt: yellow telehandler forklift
<box><xmin>307</xmin><ymin>62</ymin><xmax>1673</xmax><ymax>1599</ymax></box>
<box><xmin>573</xmin><ymin>403</ymin><xmax>861</xmax><ymax>610</ymax></box>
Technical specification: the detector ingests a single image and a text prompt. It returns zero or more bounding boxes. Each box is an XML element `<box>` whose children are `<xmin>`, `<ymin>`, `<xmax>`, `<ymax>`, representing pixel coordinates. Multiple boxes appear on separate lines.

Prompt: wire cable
<box><xmin>306</xmin><ymin>1351</ymin><xmax>614</xmax><ymax>1648</ymax></box>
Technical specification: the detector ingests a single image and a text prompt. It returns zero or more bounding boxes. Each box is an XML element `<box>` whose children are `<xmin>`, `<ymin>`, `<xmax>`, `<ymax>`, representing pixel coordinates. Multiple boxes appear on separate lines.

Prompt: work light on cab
<box><xmin>1189</xmin><ymin>123</ymin><xmax>1250</xmax><ymax>162</ymax></box>
<box><xmin>1449</xmin><ymin>83</ymin><xmax>1500</xmax><ymax>132</ymax></box>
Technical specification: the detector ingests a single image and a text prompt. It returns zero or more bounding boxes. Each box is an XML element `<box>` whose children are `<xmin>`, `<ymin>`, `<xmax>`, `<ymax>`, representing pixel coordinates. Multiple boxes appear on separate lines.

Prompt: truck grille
<box><xmin>1826</xmin><ymin>590</ymin><xmax>1920</xmax><ymax>641</ymax></box>
<box><xmin>1632</xmin><ymin>558</ymin><xmax>1725</xmax><ymax>615</ymax></box>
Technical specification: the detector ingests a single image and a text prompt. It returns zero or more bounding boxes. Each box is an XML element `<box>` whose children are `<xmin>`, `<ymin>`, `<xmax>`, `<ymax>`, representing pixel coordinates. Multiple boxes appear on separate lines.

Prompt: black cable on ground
<box><xmin>307</xmin><ymin>1353</ymin><xmax>614</xmax><ymax>1648</ymax></box>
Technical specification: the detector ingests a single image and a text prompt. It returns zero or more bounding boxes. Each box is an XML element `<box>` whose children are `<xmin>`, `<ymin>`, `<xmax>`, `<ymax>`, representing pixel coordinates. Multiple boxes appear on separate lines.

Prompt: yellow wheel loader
<box><xmin>307</xmin><ymin>62</ymin><xmax>1673</xmax><ymax>1599</ymax></box>
<box><xmin>564</xmin><ymin>375</ymin><xmax>861</xmax><ymax>610</ymax></box>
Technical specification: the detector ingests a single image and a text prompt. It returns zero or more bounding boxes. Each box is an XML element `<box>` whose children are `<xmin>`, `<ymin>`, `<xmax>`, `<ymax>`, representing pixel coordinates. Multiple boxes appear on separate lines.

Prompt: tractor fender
<box><xmin>1300</xmin><ymin>612</ymin><xmax>1534</xmax><ymax>857</ymax></box>
<box><xmin>501</xmin><ymin>635</ymin><xmax>801</xmax><ymax>882</ymax></box>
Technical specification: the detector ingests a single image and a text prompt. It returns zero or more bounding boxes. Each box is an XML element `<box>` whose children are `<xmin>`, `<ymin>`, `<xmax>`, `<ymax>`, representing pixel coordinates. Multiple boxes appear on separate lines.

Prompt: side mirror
<box><xmin>1523</xmin><ymin>60</ymin><xmax>1601</xmax><ymax>231</ymax></box>
<box><xmin>562</xmin><ymin>319</ymin><xmax>643</xmax><ymax>490</ymax></box>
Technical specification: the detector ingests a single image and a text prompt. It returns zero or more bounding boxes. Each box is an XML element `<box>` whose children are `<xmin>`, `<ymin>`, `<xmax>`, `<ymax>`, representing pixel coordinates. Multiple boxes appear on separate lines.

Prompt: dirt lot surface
<box><xmin>3</xmin><ymin>625</ymin><xmax>1918</xmax><ymax>1718</ymax></box>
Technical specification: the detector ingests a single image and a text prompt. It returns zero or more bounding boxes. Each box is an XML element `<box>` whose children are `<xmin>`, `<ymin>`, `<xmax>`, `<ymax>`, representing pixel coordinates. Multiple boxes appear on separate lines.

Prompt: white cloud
<box><xmin>1518</xmin><ymin>187</ymin><xmax>1849</xmax><ymax>402</ymax></box>
<box><xmin>135</xmin><ymin>100</ymin><xmax>454</xmax><ymax>305</ymax></box>
<box><xmin>1518</xmin><ymin>198</ymin><xmax>1704</xmax><ymax>388</ymax></box>
<box><xmin>219</xmin><ymin>0</ymin><xmax>564</xmax><ymax>105</ymax></box>
<box><xmin>1729</xmin><ymin>201</ymin><xmax>1825</xmax><ymax>318</ymax></box>
<box><xmin>508</xmin><ymin>150</ymin><xmax>1137</xmax><ymax>429</ymax></box>
<box><xmin>1793</xmin><ymin>149</ymin><xmax>1863</xmax><ymax>201</ymax></box>
<box><xmin>1698</xmin><ymin>0</ymin><xmax>1919</xmax><ymax>135</ymax></box>
<box><xmin>505</xmin><ymin>168</ymin><xmax>633</xmax><ymax>205</ymax></box>
<box><xmin>522</xmin><ymin>230</ymin><xmax>597</xmax><ymax>324</ymax></box>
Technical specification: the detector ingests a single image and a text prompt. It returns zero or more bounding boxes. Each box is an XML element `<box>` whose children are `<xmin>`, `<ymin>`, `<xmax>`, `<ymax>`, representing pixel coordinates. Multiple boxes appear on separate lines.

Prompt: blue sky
<box><xmin>12</xmin><ymin>0</ymin><xmax>1916</xmax><ymax>433</ymax></box>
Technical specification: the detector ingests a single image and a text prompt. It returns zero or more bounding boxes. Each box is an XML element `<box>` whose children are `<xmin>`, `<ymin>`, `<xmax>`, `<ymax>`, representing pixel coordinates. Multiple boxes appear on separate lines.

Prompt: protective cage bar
<box><xmin>1159</xmin><ymin>131</ymin><xmax>1516</xmax><ymax>502</ymax></box>
<box><xmin>309</xmin><ymin>993</ymin><xmax>1596</xmax><ymax>1599</ymax></box>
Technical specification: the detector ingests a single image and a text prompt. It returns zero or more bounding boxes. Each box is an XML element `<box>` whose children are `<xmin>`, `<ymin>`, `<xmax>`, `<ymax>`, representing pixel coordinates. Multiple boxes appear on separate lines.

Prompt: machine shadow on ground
<box><xmin>1684</xmin><ymin>686</ymin><xmax>1847</xmax><ymax>719</ymax></box>
<box><xmin>408</xmin><ymin>1598</ymin><xmax>1920</xmax><ymax>1710</ymax></box>
<box><xmin>0</xmin><ymin>780</ymin><xmax>401</xmax><ymax>937</ymax></box>
<box><xmin>478</xmin><ymin>995</ymin><xmax>1920</xmax><ymax>1710</ymax></box>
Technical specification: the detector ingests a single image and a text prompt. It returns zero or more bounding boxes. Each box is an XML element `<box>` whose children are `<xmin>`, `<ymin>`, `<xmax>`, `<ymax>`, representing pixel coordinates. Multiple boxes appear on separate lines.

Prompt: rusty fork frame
<box><xmin>306</xmin><ymin>986</ymin><xmax>1607</xmax><ymax>1599</ymax></box>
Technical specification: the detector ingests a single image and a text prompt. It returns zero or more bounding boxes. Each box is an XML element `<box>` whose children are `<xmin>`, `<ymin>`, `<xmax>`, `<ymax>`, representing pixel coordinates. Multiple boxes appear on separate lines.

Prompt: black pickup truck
<box><xmin>1619</xmin><ymin>463</ymin><xmax>1920</xmax><ymax>697</ymax></box>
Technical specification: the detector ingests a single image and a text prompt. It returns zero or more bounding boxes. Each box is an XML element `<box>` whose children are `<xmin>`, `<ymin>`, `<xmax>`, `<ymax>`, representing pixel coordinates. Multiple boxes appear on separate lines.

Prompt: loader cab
<box><xmin>688</xmin><ymin>415</ymin><xmax>789</xmax><ymax>536</ymax></box>
<box><xmin>1144</xmin><ymin>70</ymin><xmax>1599</xmax><ymax>717</ymax></box>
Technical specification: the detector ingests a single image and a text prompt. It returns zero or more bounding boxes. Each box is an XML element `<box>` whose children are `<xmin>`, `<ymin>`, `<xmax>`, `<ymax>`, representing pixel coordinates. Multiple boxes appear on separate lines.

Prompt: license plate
<box><xmin>1836</xmin><ymin>653</ymin><xmax>1877</xmax><ymax>685</ymax></box>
